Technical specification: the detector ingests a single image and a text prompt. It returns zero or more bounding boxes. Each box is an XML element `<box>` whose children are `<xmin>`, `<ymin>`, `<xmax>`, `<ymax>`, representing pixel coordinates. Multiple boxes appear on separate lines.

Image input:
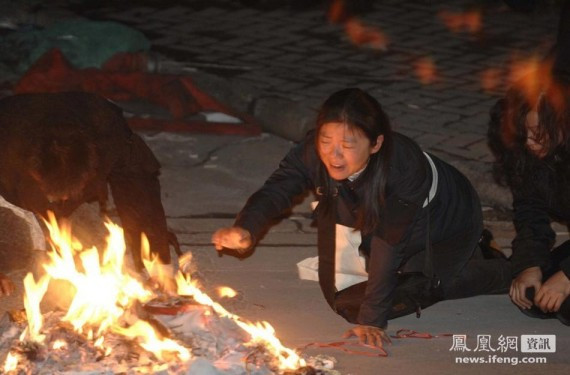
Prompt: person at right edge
<box><xmin>487</xmin><ymin>0</ymin><xmax>570</xmax><ymax>326</ymax></box>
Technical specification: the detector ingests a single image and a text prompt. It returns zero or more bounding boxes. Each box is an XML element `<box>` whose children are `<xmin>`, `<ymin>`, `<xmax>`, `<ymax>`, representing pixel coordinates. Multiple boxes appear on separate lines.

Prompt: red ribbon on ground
<box><xmin>298</xmin><ymin>329</ymin><xmax>454</xmax><ymax>357</ymax></box>
<box><xmin>391</xmin><ymin>329</ymin><xmax>454</xmax><ymax>339</ymax></box>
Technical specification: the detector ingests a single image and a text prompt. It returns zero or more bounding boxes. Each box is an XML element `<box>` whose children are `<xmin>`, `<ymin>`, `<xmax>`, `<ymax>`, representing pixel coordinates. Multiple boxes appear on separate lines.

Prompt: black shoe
<box><xmin>479</xmin><ymin>229</ymin><xmax>508</xmax><ymax>260</ymax></box>
<box><xmin>518</xmin><ymin>287</ymin><xmax>556</xmax><ymax>320</ymax></box>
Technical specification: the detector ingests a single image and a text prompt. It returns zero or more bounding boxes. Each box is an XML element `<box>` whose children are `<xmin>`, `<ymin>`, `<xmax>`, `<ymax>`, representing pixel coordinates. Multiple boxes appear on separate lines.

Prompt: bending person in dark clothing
<box><xmin>213</xmin><ymin>88</ymin><xmax>511</xmax><ymax>348</ymax></box>
<box><xmin>487</xmin><ymin>0</ymin><xmax>570</xmax><ymax>325</ymax></box>
<box><xmin>488</xmin><ymin>82</ymin><xmax>570</xmax><ymax>325</ymax></box>
<box><xmin>0</xmin><ymin>92</ymin><xmax>178</xmax><ymax>296</ymax></box>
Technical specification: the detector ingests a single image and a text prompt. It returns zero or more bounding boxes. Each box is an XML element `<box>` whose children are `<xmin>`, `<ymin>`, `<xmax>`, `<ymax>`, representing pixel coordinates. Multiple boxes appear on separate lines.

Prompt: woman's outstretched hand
<box><xmin>212</xmin><ymin>227</ymin><xmax>252</xmax><ymax>254</ymax></box>
<box><xmin>0</xmin><ymin>273</ymin><xmax>15</xmax><ymax>297</ymax></box>
<box><xmin>343</xmin><ymin>324</ymin><xmax>392</xmax><ymax>348</ymax></box>
<box><xmin>510</xmin><ymin>266</ymin><xmax>542</xmax><ymax>309</ymax></box>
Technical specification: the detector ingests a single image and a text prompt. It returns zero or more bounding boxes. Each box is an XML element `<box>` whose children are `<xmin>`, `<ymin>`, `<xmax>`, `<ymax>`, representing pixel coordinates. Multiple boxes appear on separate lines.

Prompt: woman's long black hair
<box><xmin>488</xmin><ymin>82</ymin><xmax>570</xmax><ymax>195</ymax></box>
<box><xmin>315</xmin><ymin>88</ymin><xmax>393</xmax><ymax>234</ymax></box>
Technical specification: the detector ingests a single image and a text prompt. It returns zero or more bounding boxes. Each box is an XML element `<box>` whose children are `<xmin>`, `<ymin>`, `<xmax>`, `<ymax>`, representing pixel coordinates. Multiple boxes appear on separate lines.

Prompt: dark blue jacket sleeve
<box><xmin>357</xmin><ymin>236</ymin><xmax>404</xmax><ymax>328</ymax></box>
<box><xmin>510</xmin><ymin>186</ymin><xmax>555</xmax><ymax>276</ymax></box>
<box><xmin>234</xmin><ymin>136</ymin><xmax>316</xmax><ymax>242</ymax></box>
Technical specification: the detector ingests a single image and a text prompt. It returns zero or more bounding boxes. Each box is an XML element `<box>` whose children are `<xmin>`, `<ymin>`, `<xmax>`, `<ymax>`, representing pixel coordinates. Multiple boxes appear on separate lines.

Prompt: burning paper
<box><xmin>1</xmin><ymin>213</ymin><xmax>334</xmax><ymax>374</ymax></box>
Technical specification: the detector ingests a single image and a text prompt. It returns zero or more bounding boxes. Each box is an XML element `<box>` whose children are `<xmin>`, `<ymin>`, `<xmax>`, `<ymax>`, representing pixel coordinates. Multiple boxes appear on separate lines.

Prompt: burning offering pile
<box><xmin>0</xmin><ymin>213</ymin><xmax>337</xmax><ymax>375</ymax></box>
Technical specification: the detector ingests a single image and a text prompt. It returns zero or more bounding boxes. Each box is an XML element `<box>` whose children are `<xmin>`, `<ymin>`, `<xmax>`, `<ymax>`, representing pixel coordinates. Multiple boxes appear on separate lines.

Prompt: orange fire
<box><xmin>3</xmin><ymin>212</ymin><xmax>306</xmax><ymax>372</ymax></box>
<box><xmin>481</xmin><ymin>67</ymin><xmax>503</xmax><ymax>92</ymax></box>
<box><xmin>414</xmin><ymin>57</ymin><xmax>438</xmax><ymax>84</ymax></box>
<box><xmin>52</xmin><ymin>339</ymin><xmax>67</xmax><ymax>350</ymax></box>
<box><xmin>327</xmin><ymin>0</ymin><xmax>347</xmax><ymax>24</ymax></box>
<box><xmin>438</xmin><ymin>10</ymin><xmax>482</xmax><ymax>34</ymax></box>
<box><xmin>508</xmin><ymin>55</ymin><xmax>554</xmax><ymax>106</ymax></box>
<box><xmin>480</xmin><ymin>54</ymin><xmax>564</xmax><ymax>101</ymax></box>
<box><xmin>217</xmin><ymin>286</ymin><xmax>238</xmax><ymax>298</ymax></box>
<box><xmin>328</xmin><ymin>0</ymin><xmax>388</xmax><ymax>51</ymax></box>
<box><xmin>3</xmin><ymin>353</ymin><xmax>18</xmax><ymax>373</ymax></box>
<box><xmin>344</xmin><ymin>19</ymin><xmax>388</xmax><ymax>51</ymax></box>
<box><xmin>175</xmin><ymin>272</ymin><xmax>304</xmax><ymax>370</ymax></box>
<box><xmin>502</xmin><ymin>54</ymin><xmax>565</xmax><ymax>112</ymax></box>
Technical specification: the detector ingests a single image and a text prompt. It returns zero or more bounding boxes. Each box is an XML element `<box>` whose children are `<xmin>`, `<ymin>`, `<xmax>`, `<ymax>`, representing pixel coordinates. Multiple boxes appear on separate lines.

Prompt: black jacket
<box><xmin>510</xmin><ymin>157</ymin><xmax>570</xmax><ymax>278</ymax></box>
<box><xmin>0</xmin><ymin>92</ymin><xmax>172</xmax><ymax>266</ymax></box>
<box><xmin>235</xmin><ymin>131</ymin><xmax>481</xmax><ymax>328</ymax></box>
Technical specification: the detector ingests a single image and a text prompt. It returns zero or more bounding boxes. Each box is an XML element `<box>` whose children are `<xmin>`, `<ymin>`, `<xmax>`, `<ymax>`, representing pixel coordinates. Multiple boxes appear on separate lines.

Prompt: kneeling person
<box><xmin>213</xmin><ymin>88</ymin><xmax>511</xmax><ymax>348</ymax></box>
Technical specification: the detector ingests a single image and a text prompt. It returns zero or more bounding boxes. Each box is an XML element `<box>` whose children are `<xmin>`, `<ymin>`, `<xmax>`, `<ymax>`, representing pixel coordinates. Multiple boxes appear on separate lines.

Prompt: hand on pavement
<box><xmin>342</xmin><ymin>324</ymin><xmax>391</xmax><ymax>348</ymax></box>
<box><xmin>535</xmin><ymin>270</ymin><xmax>570</xmax><ymax>313</ymax></box>
<box><xmin>510</xmin><ymin>266</ymin><xmax>542</xmax><ymax>309</ymax></box>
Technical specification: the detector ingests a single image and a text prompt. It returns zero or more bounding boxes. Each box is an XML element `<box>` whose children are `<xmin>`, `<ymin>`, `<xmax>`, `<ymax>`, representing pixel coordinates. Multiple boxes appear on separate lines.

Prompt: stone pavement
<box><xmin>63</xmin><ymin>0</ymin><xmax>561</xmax><ymax>209</ymax></box>
<box><xmin>1</xmin><ymin>1</ymin><xmax>570</xmax><ymax>374</ymax></box>
<box><xmin>3</xmin><ymin>0</ymin><xmax>563</xmax><ymax>207</ymax></box>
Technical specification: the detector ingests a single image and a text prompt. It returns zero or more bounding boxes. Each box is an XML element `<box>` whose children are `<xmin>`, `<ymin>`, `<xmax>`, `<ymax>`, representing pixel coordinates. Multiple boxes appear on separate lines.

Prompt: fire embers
<box><xmin>328</xmin><ymin>0</ymin><xmax>389</xmax><ymax>51</ymax></box>
<box><xmin>438</xmin><ymin>10</ymin><xmax>482</xmax><ymax>34</ymax></box>
<box><xmin>413</xmin><ymin>57</ymin><xmax>438</xmax><ymax>85</ymax></box>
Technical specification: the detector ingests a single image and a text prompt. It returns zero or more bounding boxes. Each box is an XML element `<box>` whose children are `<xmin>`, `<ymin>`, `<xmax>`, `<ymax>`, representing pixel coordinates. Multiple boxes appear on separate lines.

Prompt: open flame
<box><xmin>507</xmin><ymin>55</ymin><xmax>558</xmax><ymax>107</ymax></box>
<box><xmin>480</xmin><ymin>54</ymin><xmax>564</xmax><ymax>102</ymax></box>
<box><xmin>4</xmin><ymin>212</ymin><xmax>305</xmax><ymax>372</ymax></box>
<box><xmin>175</xmin><ymin>273</ymin><xmax>304</xmax><ymax>370</ymax></box>
<box><xmin>3</xmin><ymin>353</ymin><xmax>18</xmax><ymax>373</ymax></box>
<box><xmin>217</xmin><ymin>286</ymin><xmax>238</xmax><ymax>298</ymax></box>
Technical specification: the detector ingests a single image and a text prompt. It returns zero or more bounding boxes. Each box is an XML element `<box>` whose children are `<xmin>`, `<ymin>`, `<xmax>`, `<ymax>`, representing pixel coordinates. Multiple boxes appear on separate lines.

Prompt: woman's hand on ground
<box><xmin>510</xmin><ymin>266</ymin><xmax>542</xmax><ymax>309</ymax></box>
<box><xmin>211</xmin><ymin>227</ymin><xmax>252</xmax><ymax>254</ymax></box>
<box><xmin>0</xmin><ymin>273</ymin><xmax>15</xmax><ymax>297</ymax></box>
<box><xmin>342</xmin><ymin>324</ymin><xmax>391</xmax><ymax>348</ymax></box>
<box><xmin>535</xmin><ymin>271</ymin><xmax>570</xmax><ymax>313</ymax></box>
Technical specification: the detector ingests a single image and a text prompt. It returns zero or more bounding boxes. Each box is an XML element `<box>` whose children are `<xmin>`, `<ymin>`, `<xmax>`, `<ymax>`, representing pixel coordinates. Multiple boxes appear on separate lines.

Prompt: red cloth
<box><xmin>14</xmin><ymin>49</ymin><xmax>260</xmax><ymax>135</ymax></box>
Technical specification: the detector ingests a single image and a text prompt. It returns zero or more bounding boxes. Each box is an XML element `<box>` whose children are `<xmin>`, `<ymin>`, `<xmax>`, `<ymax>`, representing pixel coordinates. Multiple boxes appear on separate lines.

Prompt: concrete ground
<box><xmin>2</xmin><ymin>132</ymin><xmax>569</xmax><ymax>374</ymax></box>
<box><xmin>147</xmin><ymin>133</ymin><xmax>570</xmax><ymax>375</ymax></box>
<box><xmin>1</xmin><ymin>0</ymin><xmax>569</xmax><ymax>374</ymax></box>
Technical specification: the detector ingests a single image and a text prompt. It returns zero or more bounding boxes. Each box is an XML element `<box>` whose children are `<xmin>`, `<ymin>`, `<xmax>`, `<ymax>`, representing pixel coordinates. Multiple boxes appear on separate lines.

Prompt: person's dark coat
<box><xmin>509</xmin><ymin>156</ymin><xmax>570</xmax><ymax>278</ymax></box>
<box><xmin>234</xmin><ymin>131</ymin><xmax>482</xmax><ymax>328</ymax></box>
<box><xmin>0</xmin><ymin>92</ymin><xmax>172</xmax><ymax>267</ymax></box>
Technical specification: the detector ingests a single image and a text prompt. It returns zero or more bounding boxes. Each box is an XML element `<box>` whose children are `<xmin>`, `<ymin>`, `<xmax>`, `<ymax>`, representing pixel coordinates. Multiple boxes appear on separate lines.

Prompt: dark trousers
<box><xmin>334</xmin><ymin>245</ymin><xmax>511</xmax><ymax>324</ymax></box>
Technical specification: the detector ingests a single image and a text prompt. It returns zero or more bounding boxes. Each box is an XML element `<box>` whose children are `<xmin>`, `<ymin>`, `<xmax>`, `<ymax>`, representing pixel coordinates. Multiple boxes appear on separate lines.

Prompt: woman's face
<box><xmin>317</xmin><ymin>122</ymin><xmax>383</xmax><ymax>181</ymax></box>
<box><xmin>525</xmin><ymin>110</ymin><xmax>548</xmax><ymax>158</ymax></box>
